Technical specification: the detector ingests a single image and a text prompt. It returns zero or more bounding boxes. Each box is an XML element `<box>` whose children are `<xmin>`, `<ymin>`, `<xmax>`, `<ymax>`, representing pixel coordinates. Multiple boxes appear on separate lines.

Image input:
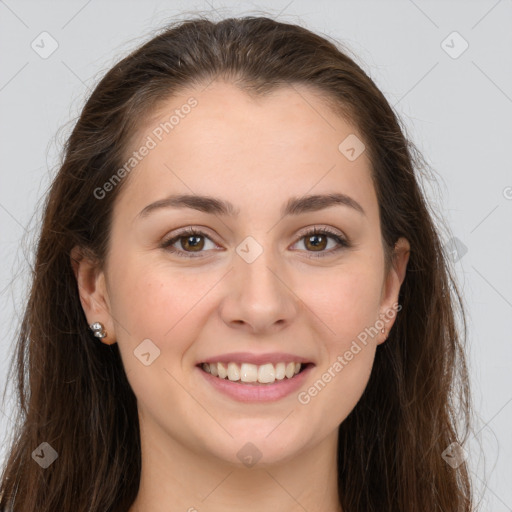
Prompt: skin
<box><xmin>72</xmin><ymin>81</ymin><xmax>410</xmax><ymax>512</ymax></box>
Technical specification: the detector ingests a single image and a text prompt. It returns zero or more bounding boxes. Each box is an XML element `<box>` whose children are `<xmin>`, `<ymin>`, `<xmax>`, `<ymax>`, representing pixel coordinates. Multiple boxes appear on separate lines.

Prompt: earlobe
<box><xmin>70</xmin><ymin>246</ymin><xmax>116</xmax><ymax>345</ymax></box>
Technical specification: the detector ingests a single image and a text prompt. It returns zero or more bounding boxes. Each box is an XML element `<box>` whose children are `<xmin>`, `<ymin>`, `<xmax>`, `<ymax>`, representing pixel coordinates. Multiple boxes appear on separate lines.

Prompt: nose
<box><xmin>218</xmin><ymin>244</ymin><xmax>300</xmax><ymax>334</ymax></box>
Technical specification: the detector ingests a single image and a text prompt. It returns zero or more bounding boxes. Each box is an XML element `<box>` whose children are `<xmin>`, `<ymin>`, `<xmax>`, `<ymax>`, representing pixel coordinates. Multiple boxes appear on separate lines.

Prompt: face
<box><xmin>74</xmin><ymin>81</ymin><xmax>409</xmax><ymax>467</ymax></box>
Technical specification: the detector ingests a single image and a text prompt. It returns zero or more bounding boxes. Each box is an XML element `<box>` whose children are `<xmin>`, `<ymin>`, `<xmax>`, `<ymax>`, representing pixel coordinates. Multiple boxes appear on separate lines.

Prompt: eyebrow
<box><xmin>136</xmin><ymin>192</ymin><xmax>366</xmax><ymax>220</ymax></box>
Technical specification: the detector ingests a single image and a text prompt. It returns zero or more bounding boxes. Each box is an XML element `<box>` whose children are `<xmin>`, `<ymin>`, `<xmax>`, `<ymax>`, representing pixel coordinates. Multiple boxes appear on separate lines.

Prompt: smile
<box><xmin>201</xmin><ymin>361</ymin><xmax>305</xmax><ymax>384</ymax></box>
<box><xmin>197</xmin><ymin>361</ymin><xmax>314</xmax><ymax>402</ymax></box>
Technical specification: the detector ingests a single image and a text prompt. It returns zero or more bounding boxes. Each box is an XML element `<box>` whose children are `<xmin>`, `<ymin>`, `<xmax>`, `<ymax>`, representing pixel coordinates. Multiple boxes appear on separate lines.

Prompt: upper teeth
<box><xmin>202</xmin><ymin>361</ymin><xmax>302</xmax><ymax>384</ymax></box>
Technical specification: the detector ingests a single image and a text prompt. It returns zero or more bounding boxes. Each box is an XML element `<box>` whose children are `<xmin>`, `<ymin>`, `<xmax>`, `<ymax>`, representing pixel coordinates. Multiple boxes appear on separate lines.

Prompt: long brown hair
<box><xmin>0</xmin><ymin>15</ymin><xmax>475</xmax><ymax>511</ymax></box>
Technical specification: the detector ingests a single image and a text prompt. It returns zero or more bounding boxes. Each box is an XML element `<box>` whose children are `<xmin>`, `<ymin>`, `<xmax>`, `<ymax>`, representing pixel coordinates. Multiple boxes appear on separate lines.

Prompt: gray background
<box><xmin>1</xmin><ymin>0</ymin><xmax>511</xmax><ymax>509</ymax></box>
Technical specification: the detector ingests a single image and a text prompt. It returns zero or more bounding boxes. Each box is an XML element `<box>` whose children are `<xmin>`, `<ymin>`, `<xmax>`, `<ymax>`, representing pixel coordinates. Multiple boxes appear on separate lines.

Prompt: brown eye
<box><xmin>293</xmin><ymin>227</ymin><xmax>350</xmax><ymax>258</ymax></box>
<box><xmin>161</xmin><ymin>228</ymin><xmax>217</xmax><ymax>258</ymax></box>
<box><xmin>179</xmin><ymin>234</ymin><xmax>205</xmax><ymax>252</ymax></box>
<box><xmin>161</xmin><ymin>226</ymin><xmax>350</xmax><ymax>260</ymax></box>
<box><xmin>303</xmin><ymin>233</ymin><xmax>328</xmax><ymax>251</ymax></box>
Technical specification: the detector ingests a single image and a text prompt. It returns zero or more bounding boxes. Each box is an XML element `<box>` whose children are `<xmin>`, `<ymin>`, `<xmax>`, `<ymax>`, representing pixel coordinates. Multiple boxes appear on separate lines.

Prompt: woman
<box><xmin>0</xmin><ymin>15</ymin><xmax>475</xmax><ymax>511</ymax></box>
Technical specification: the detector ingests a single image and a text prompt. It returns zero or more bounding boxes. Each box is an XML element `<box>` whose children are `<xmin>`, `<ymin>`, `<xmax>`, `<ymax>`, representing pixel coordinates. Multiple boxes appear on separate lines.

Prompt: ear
<box><xmin>377</xmin><ymin>237</ymin><xmax>410</xmax><ymax>344</ymax></box>
<box><xmin>70</xmin><ymin>246</ymin><xmax>116</xmax><ymax>345</ymax></box>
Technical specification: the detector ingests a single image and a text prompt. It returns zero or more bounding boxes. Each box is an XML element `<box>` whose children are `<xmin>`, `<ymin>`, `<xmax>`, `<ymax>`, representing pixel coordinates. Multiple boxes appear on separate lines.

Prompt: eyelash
<box><xmin>160</xmin><ymin>226</ymin><xmax>350</xmax><ymax>259</ymax></box>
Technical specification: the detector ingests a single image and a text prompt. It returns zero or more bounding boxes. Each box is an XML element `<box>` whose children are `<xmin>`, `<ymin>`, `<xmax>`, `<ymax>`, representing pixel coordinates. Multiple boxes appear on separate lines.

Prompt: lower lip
<box><xmin>197</xmin><ymin>364</ymin><xmax>314</xmax><ymax>403</ymax></box>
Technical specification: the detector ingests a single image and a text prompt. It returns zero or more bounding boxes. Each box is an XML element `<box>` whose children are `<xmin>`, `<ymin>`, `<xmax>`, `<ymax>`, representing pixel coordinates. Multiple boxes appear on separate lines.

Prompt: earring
<box><xmin>89</xmin><ymin>322</ymin><xmax>107</xmax><ymax>339</ymax></box>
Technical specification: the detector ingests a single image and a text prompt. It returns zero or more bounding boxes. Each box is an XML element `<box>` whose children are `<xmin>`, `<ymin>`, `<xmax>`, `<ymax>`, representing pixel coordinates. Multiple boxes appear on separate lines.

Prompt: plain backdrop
<box><xmin>0</xmin><ymin>0</ymin><xmax>511</xmax><ymax>509</ymax></box>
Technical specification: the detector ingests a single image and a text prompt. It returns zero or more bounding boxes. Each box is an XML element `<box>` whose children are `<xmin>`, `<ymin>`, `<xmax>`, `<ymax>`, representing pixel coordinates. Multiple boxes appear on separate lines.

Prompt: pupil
<box><xmin>308</xmin><ymin>234</ymin><xmax>325</xmax><ymax>250</ymax></box>
<box><xmin>184</xmin><ymin>235</ymin><xmax>203</xmax><ymax>250</ymax></box>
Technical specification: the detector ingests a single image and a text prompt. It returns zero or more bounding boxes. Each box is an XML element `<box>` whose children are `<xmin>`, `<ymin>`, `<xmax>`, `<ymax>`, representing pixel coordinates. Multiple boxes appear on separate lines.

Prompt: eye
<box><xmin>160</xmin><ymin>226</ymin><xmax>350</xmax><ymax>259</ymax></box>
<box><xmin>160</xmin><ymin>227</ymin><xmax>219</xmax><ymax>258</ymax></box>
<box><xmin>291</xmin><ymin>226</ymin><xmax>350</xmax><ymax>258</ymax></box>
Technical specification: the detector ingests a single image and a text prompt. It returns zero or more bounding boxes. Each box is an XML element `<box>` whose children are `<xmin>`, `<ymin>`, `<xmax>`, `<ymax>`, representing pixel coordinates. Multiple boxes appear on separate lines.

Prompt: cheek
<box><xmin>295</xmin><ymin>261</ymin><xmax>382</xmax><ymax>416</ymax></box>
<box><xmin>300</xmin><ymin>284</ymin><xmax>380</xmax><ymax>427</ymax></box>
<box><xmin>108</xmin><ymin>246</ymin><xmax>200</xmax><ymax>334</ymax></box>
<box><xmin>313</xmin><ymin>342</ymin><xmax>376</xmax><ymax>428</ymax></box>
<box><xmin>299</xmin><ymin>261</ymin><xmax>383</xmax><ymax>343</ymax></box>
<box><xmin>106</xmin><ymin>251</ymin><xmax>221</xmax><ymax>374</ymax></box>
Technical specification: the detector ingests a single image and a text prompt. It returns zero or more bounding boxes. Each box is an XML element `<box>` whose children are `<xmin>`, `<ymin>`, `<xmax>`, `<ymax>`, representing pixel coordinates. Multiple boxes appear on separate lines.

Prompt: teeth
<box><xmin>275</xmin><ymin>362</ymin><xmax>285</xmax><ymax>380</ymax></box>
<box><xmin>285</xmin><ymin>362</ymin><xmax>295</xmax><ymax>378</ymax></box>
<box><xmin>227</xmin><ymin>362</ymin><xmax>240</xmax><ymax>381</ymax></box>
<box><xmin>217</xmin><ymin>362</ymin><xmax>227</xmax><ymax>379</ymax></box>
<box><xmin>202</xmin><ymin>361</ymin><xmax>304</xmax><ymax>384</ymax></box>
<box><xmin>240</xmin><ymin>363</ymin><xmax>258</xmax><ymax>382</ymax></box>
<box><xmin>258</xmin><ymin>363</ymin><xmax>275</xmax><ymax>384</ymax></box>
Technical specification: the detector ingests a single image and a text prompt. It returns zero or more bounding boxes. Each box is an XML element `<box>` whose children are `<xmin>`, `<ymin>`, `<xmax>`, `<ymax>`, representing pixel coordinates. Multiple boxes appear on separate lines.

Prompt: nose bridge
<box><xmin>235</xmin><ymin>233</ymin><xmax>284</xmax><ymax>299</ymax></box>
<box><xmin>221</xmin><ymin>233</ymin><xmax>298</xmax><ymax>331</ymax></box>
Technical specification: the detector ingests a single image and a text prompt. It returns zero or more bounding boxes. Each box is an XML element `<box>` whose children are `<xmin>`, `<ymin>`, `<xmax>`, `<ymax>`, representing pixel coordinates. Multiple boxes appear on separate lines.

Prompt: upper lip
<box><xmin>197</xmin><ymin>352</ymin><xmax>314</xmax><ymax>366</ymax></box>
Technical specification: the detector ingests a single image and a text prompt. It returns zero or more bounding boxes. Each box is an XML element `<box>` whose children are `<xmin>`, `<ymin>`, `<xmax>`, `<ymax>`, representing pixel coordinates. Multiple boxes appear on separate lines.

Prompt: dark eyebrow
<box><xmin>136</xmin><ymin>192</ymin><xmax>365</xmax><ymax>220</ymax></box>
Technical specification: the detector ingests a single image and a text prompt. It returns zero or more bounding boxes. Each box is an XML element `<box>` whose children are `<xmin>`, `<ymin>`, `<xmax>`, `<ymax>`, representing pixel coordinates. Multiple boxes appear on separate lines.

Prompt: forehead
<box><xmin>115</xmin><ymin>81</ymin><xmax>377</xmax><ymax>222</ymax></box>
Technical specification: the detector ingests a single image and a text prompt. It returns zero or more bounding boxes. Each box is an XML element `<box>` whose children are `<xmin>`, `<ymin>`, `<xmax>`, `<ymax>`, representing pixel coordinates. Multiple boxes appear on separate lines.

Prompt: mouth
<box><xmin>197</xmin><ymin>361</ymin><xmax>314</xmax><ymax>386</ymax></box>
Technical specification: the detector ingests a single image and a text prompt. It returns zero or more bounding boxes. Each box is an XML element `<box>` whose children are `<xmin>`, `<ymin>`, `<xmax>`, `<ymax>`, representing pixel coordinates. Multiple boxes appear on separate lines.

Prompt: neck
<box><xmin>129</xmin><ymin>416</ymin><xmax>342</xmax><ymax>512</ymax></box>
